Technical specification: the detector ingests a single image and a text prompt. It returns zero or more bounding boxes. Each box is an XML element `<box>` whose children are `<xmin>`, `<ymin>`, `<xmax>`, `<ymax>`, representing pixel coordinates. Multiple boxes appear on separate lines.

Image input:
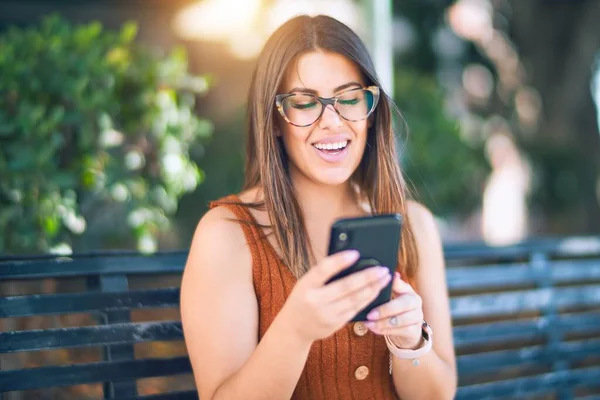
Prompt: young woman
<box><xmin>181</xmin><ymin>15</ymin><xmax>456</xmax><ymax>400</ymax></box>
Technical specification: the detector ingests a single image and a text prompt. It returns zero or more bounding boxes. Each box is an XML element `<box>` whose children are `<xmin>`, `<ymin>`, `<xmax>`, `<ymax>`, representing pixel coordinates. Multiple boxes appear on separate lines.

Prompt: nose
<box><xmin>318</xmin><ymin>104</ymin><xmax>342</xmax><ymax>129</ymax></box>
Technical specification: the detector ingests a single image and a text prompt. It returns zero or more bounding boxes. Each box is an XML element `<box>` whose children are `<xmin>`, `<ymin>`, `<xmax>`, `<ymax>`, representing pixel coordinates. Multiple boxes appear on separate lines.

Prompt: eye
<box><xmin>291</xmin><ymin>101</ymin><xmax>318</xmax><ymax>110</ymax></box>
<box><xmin>338</xmin><ymin>98</ymin><xmax>360</xmax><ymax>106</ymax></box>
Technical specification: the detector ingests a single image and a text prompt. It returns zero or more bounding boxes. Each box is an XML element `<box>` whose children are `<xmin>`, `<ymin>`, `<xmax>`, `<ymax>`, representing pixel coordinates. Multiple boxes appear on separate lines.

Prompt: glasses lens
<box><xmin>335</xmin><ymin>89</ymin><xmax>375</xmax><ymax>121</ymax></box>
<box><xmin>281</xmin><ymin>94</ymin><xmax>323</xmax><ymax>126</ymax></box>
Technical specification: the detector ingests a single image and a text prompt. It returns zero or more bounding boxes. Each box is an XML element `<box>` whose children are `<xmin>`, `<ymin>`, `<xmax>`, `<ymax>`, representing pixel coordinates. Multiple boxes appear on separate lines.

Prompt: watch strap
<box><xmin>386</xmin><ymin>321</ymin><xmax>433</xmax><ymax>361</ymax></box>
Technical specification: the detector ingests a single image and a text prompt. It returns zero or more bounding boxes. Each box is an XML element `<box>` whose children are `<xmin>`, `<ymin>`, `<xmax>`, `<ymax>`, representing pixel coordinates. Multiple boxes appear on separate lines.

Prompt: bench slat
<box><xmin>447</xmin><ymin>259</ymin><xmax>600</xmax><ymax>290</ymax></box>
<box><xmin>447</xmin><ymin>264</ymin><xmax>532</xmax><ymax>290</ymax></box>
<box><xmin>118</xmin><ymin>391</ymin><xmax>198</xmax><ymax>400</ymax></box>
<box><xmin>0</xmin><ymin>288</ymin><xmax>180</xmax><ymax>318</ymax></box>
<box><xmin>552</xmin><ymin>259</ymin><xmax>600</xmax><ymax>281</ymax></box>
<box><xmin>444</xmin><ymin>236</ymin><xmax>600</xmax><ymax>260</ymax></box>
<box><xmin>0</xmin><ymin>254</ymin><xmax>186</xmax><ymax>279</ymax></box>
<box><xmin>453</xmin><ymin>311</ymin><xmax>600</xmax><ymax>348</ymax></box>
<box><xmin>0</xmin><ymin>321</ymin><xmax>184</xmax><ymax>353</ymax></box>
<box><xmin>457</xmin><ymin>339</ymin><xmax>600</xmax><ymax>375</ymax></box>
<box><xmin>451</xmin><ymin>285</ymin><xmax>600</xmax><ymax>319</ymax></box>
<box><xmin>6</xmin><ymin>311</ymin><xmax>599</xmax><ymax>354</ymax></box>
<box><xmin>0</xmin><ymin>357</ymin><xmax>192</xmax><ymax>391</ymax></box>
<box><xmin>455</xmin><ymin>366</ymin><xmax>600</xmax><ymax>399</ymax></box>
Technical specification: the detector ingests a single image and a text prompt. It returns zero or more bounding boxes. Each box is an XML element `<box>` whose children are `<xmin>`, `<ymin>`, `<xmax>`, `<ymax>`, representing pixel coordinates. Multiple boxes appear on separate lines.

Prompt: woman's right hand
<box><xmin>279</xmin><ymin>250</ymin><xmax>392</xmax><ymax>344</ymax></box>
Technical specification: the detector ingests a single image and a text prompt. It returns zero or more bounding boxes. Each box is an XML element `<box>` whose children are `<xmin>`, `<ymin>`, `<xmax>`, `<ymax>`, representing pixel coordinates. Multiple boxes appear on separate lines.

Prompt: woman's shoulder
<box><xmin>406</xmin><ymin>200</ymin><xmax>435</xmax><ymax>226</ymax></box>
<box><xmin>186</xmin><ymin>200</ymin><xmax>253</xmax><ymax>277</ymax></box>
<box><xmin>190</xmin><ymin>187</ymin><xmax>265</xmax><ymax>261</ymax></box>
<box><xmin>198</xmin><ymin>202</ymin><xmax>242</xmax><ymax>234</ymax></box>
<box><xmin>405</xmin><ymin>200</ymin><xmax>445</xmax><ymax>283</ymax></box>
<box><xmin>405</xmin><ymin>200</ymin><xmax>442</xmax><ymax>249</ymax></box>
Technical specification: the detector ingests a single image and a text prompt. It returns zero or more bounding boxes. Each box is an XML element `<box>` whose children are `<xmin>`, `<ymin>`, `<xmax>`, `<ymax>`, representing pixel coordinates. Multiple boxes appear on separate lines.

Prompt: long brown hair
<box><xmin>242</xmin><ymin>15</ymin><xmax>418</xmax><ymax>282</ymax></box>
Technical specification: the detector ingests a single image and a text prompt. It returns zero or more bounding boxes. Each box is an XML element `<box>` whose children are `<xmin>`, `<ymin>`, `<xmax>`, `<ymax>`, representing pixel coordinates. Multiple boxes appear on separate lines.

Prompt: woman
<box><xmin>181</xmin><ymin>15</ymin><xmax>456</xmax><ymax>400</ymax></box>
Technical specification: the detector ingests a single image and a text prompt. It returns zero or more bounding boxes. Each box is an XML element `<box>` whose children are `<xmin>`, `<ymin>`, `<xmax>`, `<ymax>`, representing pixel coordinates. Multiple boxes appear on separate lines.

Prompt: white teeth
<box><xmin>313</xmin><ymin>140</ymin><xmax>348</xmax><ymax>151</ymax></box>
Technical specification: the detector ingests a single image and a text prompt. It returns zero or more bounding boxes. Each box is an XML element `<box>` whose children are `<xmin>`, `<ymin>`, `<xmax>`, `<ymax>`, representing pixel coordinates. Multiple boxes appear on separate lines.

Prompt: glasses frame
<box><xmin>275</xmin><ymin>86</ymin><xmax>380</xmax><ymax>127</ymax></box>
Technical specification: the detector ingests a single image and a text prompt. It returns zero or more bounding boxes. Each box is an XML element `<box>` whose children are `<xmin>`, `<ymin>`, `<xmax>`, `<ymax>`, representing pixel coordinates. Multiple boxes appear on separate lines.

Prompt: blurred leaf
<box><xmin>395</xmin><ymin>70</ymin><xmax>489</xmax><ymax>217</ymax></box>
<box><xmin>0</xmin><ymin>15</ymin><xmax>212</xmax><ymax>254</ymax></box>
<box><xmin>120</xmin><ymin>21</ymin><xmax>138</xmax><ymax>43</ymax></box>
<box><xmin>42</xmin><ymin>215</ymin><xmax>61</xmax><ymax>237</ymax></box>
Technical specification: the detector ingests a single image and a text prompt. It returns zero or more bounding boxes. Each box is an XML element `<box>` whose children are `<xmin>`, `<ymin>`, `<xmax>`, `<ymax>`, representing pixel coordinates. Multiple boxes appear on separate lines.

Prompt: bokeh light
<box><xmin>173</xmin><ymin>0</ymin><xmax>360</xmax><ymax>60</ymax></box>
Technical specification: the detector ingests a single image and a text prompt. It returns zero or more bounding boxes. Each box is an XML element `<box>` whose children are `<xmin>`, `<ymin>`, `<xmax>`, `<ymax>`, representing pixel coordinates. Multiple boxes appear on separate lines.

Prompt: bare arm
<box><xmin>181</xmin><ymin>206</ymin><xmax>392</xmax><ymax>400</ymax></box>
<box><xmin>180</xmin><ymin>206</ymin><xmax>309</xmax><ymax>400</ymax></box>
<box><xmin>389</xmin><ymin>202</ymin><xmax>457</xmax><ymax>399</ymax></box>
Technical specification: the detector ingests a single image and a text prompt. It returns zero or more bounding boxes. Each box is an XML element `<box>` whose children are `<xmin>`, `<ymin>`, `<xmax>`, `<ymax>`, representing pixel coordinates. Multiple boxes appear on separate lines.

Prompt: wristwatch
<box><xmin>386</xmin><ymin>321</ymin><xmax>433</xmax><ymax>370</ymax></box>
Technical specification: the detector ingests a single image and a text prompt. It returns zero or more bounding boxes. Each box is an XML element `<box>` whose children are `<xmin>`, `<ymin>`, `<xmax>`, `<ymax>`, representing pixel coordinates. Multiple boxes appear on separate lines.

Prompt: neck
<box><xmin>287</xmin><ymin>168</ymin><xmax>367</xmax><ymax>261</ymax></box>
<box><xmin>289</xmin><ymin>168</ymin><xmax>364</xmax><ymax>225</ymax></box>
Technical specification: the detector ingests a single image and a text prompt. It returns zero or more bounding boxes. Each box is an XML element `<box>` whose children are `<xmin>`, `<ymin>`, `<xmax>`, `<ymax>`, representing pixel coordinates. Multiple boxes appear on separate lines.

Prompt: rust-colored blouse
<box><xmin>210</xmin><ymin>195</ymin><xmax>399</xmax><ymax>400</ymax></box>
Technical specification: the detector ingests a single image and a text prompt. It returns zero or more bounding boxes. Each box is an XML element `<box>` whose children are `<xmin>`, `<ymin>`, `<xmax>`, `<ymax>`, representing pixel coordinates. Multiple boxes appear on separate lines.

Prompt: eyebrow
<box><xmin>287</xmin><ymin>81</ymin><xmax>362</xmax><ymax>95</ymax></box>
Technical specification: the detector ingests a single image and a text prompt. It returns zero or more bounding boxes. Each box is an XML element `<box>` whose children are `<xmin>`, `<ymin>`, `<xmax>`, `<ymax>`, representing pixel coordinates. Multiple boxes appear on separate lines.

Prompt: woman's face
<box><xmin>277</xmin><ymin>50</ymin><xmax>369</xmax><ymax>187</ymax></box>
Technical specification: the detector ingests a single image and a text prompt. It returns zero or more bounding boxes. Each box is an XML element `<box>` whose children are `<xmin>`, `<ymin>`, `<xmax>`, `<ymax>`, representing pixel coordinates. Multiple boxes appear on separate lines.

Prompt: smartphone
<box><xmin>326</xmin><ymin>214</ymin><xmax>403</xmax><ymax>322</ymax></box>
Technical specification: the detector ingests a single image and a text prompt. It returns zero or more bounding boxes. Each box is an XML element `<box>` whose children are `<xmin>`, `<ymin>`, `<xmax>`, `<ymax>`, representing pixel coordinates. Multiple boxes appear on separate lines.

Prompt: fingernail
<box><xmin>345</xmin><ymin>250</ymin><xmax>360</xmax><ymax>260</ymax></box>
<box><xmin>367</xmin><ymin>310</ymin><xmax>379</xmax><ymax>320</ymax></box>
<box><xmin>364</xmin><ymin>322</ymin><xmax>375</xmax><ymax>329</ymax></box>
<box><xmin>375</xmin><ymin>267</ymin><xmax>389</xmax><ymax>277</ymax></box>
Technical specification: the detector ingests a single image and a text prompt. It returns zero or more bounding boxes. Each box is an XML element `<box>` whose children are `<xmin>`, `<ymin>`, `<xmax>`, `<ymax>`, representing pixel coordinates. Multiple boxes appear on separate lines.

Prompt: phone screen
<box><xmin>326</xmin><ymin>214</ymin><xmax>402</xmax><ymax>321</ymax></box>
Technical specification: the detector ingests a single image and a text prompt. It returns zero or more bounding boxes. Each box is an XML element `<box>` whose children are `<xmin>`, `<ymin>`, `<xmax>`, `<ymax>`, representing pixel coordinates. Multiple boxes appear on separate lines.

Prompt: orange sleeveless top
<box><xmin>210</xmin><ymin>195</ymin><xmax>399</xmax><ymax>400</ymax></box>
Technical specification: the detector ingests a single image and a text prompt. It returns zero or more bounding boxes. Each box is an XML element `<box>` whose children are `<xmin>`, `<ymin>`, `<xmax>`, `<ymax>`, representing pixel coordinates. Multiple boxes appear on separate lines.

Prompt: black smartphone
<box><xmin>326</xmin><ymin>214</ymin><xmax>403</xmax><ymax>322</ymax></box>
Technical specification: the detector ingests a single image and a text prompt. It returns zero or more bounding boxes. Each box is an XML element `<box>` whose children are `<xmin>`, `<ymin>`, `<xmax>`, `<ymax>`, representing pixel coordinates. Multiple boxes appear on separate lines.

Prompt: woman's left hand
<box><xmin>364</xmin><ymin>271</ymin><xmax>424</xmax><ymax>349</ymax></box>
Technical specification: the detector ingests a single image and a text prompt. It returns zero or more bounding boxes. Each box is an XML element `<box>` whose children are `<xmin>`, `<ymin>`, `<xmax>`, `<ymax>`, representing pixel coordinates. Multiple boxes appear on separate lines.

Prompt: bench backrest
<box><xmin>0</xmin><ymin>253</ymin><xmax>194</xmax><ymax>399</ymax></box>
<box><xmin>447</xmin><ymin>237</ymin><xmax>600</xmax><ymax>399</ymax></box>
<box><xmin>1</xmin><ymin>236</ymin><xmax>600</xmax><ymax>399</ymax></box>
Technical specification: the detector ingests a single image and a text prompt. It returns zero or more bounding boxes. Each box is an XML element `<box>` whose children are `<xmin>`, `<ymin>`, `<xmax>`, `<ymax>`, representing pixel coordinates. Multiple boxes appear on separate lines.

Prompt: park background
<box><xmin>2</xmin><ymin>0</ymin><xmax>600</xmax><ymax>256</ymax></box>
<box><xmin>1</xmin><ymin>0</ymin><xmax>599</xmax><ymax>398</ymax></box>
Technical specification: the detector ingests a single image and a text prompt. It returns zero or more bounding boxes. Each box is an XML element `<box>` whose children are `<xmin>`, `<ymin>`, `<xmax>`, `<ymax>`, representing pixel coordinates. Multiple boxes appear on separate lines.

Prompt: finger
<box><xmin>333</xmin><ymin>273</ymin><xmax>392</xmax><ymax>319</ymax></box>
<box><xmin>366</xmin><ymin>292</ymin><xmax>421</xmax><ymax>321</ymax></box>
<box><xmin>392</xmin><ymin>272</ymin><xmax>415</xmax><ymax>295</ymax></box>
<box><xmin>310</xmin><ymin>250</ymin><xmax>360</xmax><ymax>286</ymax></box>
<box><xmin>321</xmin><ymin>266</ymin><xmax>391</xmax><ymax>302</ymax></box>
<box><xmin>365</xmin><ymin>308</ymin><xmax>423</xmax><ymax>333</ymax></box>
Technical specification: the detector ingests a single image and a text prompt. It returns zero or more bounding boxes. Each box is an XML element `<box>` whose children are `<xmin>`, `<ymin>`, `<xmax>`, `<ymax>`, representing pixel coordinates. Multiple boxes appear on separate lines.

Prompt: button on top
<box><xmin>353</xmin><ymin>322</ymin><xmax>368</xmax><ymax>336</ymax></box>
<box><xmin>354</xmin><ymin>365</ymin><xmax>369</xmax><ymax>380</ymax></box>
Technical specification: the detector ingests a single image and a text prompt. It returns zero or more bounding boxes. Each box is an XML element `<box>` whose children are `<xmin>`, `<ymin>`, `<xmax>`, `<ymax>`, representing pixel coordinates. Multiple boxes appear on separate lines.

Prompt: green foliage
<box><xmin>0</xmin><ymin>15</ymin><xmax>213</xmax><ymax>254</ymax></box>
<box><xmin>394</xmin><ymin>70</ymin><xmax>489</xmax><ymax>216</ymax></box>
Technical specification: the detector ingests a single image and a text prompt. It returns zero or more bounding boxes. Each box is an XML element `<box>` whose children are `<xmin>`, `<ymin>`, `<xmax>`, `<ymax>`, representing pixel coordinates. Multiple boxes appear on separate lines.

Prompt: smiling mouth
<box><xmin>312</xmin><ymin>140</ymin><xmax>349</xmax><ymax>153</ymax></box>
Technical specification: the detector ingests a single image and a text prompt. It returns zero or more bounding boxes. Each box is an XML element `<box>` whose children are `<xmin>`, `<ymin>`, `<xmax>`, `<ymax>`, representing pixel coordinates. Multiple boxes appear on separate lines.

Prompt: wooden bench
<box><xmin>447</xmin><ymin>237</ymin><xmax>600</xmax><ymax>399</ymax></box>
<box><xmin>1</xmin><ymin>236</ymin><xmax>600</xmax><ymax>399</ymax></box>
<box><xmin>0</xmin><ymin>252</ymin><xmax>194</xmax><ymax>400</ymax></box>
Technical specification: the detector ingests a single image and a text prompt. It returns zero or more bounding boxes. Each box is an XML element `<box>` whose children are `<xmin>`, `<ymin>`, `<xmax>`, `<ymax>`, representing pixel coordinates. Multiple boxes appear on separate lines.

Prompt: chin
<box><xmin>313</xmin><ymin>169</ymin><xmax>354</xmax><ymax>186</ymax></box>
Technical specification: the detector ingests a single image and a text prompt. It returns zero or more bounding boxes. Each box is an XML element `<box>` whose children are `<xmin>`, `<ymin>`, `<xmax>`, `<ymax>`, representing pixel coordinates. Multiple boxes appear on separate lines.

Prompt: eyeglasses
<box><xmin>275</xmin><ymin>86</ymin><xmax>380</xmax><ymax>127</ymax></box>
